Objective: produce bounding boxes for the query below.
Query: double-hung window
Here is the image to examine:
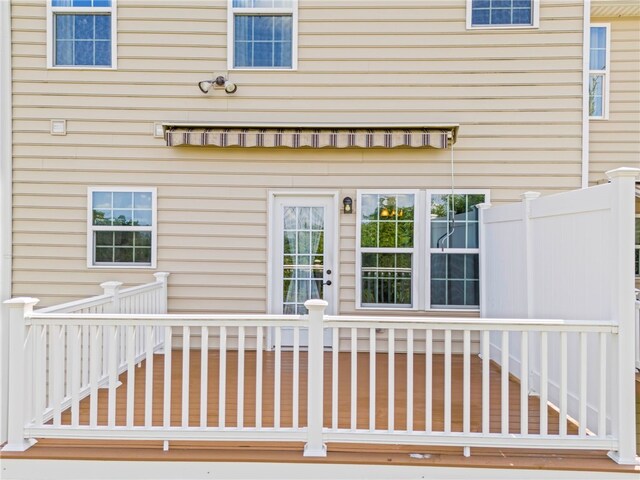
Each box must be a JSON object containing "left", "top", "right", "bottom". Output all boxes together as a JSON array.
[
  {"left": 467, "top": 0, "right": 538, "bottom": 29},
  {"left": 356, "top": 190, "right": 488, "bottom": 310},
  {"left": 589, "top": 25, "right": 610, "bottom": 119},
  {"left": 88, "top": 187, "right": 156, "bottom": 268},
  {"left": 49, "top": 0, "right": 116, "bottom": 68},
  {"left": 229, "top": 0, "right": 297, "bottom": 69}
]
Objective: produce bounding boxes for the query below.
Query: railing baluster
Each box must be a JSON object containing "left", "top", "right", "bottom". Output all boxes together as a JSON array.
[
  {"left": 82, "top": 325, "right": 89, "bottom": 388},
  {"left": 332, "top": 327, "right": 339, "bottom": 430},
  {"left": 200, "top": 326, "right": 209, "bottom": 428},
  {"left": 89, "top": 325, "right": 100, "bottom": 427},
  {"left": 292, "top": 326, "right": 299, "bottom": 430},
  {"left": 598, "top": 332, "right": 607, "bottom": 437},
  {"left": 145, "top": 325, "right": 155, "bottom": 427},
  {"left": 126, "top": 325, "right": 135, "bottom": 427},
  {"left": 219, "top": 326, "right": 227, "bottom": 428},
  {"left": 163, "top": 327, "right": 173, "bottom": 429},
  {"left": 388, "top": 328, "right": 395, "bottom": 432},
  {"left": 444, "top": 329, "right": 451, "bottom": 434},
  {"left": 425, "top": 329, "right": 433, "bottom": 434},
  {"left": 463, "top": 329, "right": 470, "bottom": 434},
  {"left": 350, "top": 327, "right": 357, "bottom": 430},
  {"left": 482, "top": 330, "right": 490, "bottom": 434},
  {"left": 559, "top": 331, "right": 567, "bottom": 436},
  {"left": 501, "top": 331, "right": 509, "bottom": 435},
  {"left": 256, "top": 326, "right": 263, "bottom": 429},
  {"left": 34, "top": 325, "right": 45, "bottom": 427},
  {"left": 406, "top": 328, "right": 414, "bottom": 433},
  {"left": 237, "top": 326, "right": 245, "bottom": 429},
  {"left": 540, "top": 331, "right": 548, "bottom": 436},
  {"left": 52, "top": 324, "right": 63, "bottom": 426},
  {"left": 520, "top": 331, "right": 529, "bottom": 435},
  {"left": 274, "top": 327, "right": 281, "bottom": 430},
  {"left": 369, "top": 327, "right": 376, "bottom": 431},
  {"left": 579, "top": 332, "right": 587, "bottom": 436},
  {"left": 182, "top": 326, "right": 190, "bottom": 427},
  {"left": 108, "top": 325, "right": 118, "bottom": 427},
  {"left": 69, "top": 325, "right": 81, "bottom": 427}
]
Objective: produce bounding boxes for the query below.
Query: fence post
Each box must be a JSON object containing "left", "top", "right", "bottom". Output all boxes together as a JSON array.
[
  {"left": 2, "top": 297, "right": 39, "bottom": 452},
  {"left": 153, "top": 272, "right": 170, "bottom": 313},
  {"left": 101, "top": 281, "right": 123, "bottom": 314},
  {"left": 606, "top": 167, "right": 640, "bottom": 464},
  {"left": 303, "top": 299, "right": 327, "bottom": 457}
]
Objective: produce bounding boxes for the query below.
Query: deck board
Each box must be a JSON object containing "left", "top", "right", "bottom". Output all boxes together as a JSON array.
[{"left": 2, "top": 351, "right": 639, "bottom": 474}]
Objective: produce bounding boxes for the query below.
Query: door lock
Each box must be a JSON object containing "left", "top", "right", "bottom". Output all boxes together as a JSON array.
[{"left": 323, "top": 280, "right": 332, "bottom": 286}]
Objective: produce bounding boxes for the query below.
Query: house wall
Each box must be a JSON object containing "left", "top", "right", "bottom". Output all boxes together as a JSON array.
[
  {"left": 588, "top": 15, "right": 640, "bottom": 185},
  {"left": 11, "top": 1, "right": 590, "bottom": 313}
]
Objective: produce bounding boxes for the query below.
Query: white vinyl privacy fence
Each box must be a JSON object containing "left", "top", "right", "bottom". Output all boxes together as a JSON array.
[{"left": 480, "top": 167, "right": 640, "bottom": 464}]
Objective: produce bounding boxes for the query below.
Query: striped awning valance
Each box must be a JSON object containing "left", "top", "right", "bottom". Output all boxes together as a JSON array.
[{"left": 164, "top": 127, "right": 454, "bottom": 149}]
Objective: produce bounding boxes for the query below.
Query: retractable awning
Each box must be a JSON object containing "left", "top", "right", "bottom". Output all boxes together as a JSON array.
[{"left": 163, "top": 123, "right": 458, "bottom": 149}]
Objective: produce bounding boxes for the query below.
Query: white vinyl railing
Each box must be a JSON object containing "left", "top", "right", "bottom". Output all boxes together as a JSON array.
[{"left": 3, "top": 299, "right": 626, "bottom": 459}]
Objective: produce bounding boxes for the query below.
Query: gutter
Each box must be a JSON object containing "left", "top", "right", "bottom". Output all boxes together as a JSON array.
[
  {"left": 0, "top": 0, "right": 12, "bottom": 444},
  {"left": 581, "top": 0, "right": 591, "bottom": 189}
]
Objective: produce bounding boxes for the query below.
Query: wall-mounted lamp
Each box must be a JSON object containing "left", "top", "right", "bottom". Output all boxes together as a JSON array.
[
  {"left": 198, "top": 75, "right": 238, "bottom": 94},
  {"left": 343, "top": 196, "right": 353, "bottom": 214}
]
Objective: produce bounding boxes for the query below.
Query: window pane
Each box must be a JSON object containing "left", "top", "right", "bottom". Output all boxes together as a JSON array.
[
  {"left": 55, "top": 15, "right": 74, "bottom": 39},
  {"left": 360, "top": 193, "right": 415, "bottom": 248},
  {"left": 113, "top": 209, "right": 133, "bottom": 225},
  {"left": 74, "top": 40, "right": 93, "bottom": 65},
  {"left": 95, "top": 15, "right": 111, "bottom": 40},
  {"left": 134, "top": 192, "right": 152, "bottom": 209},
  {"left": 133, "top": 209, "right": 152, "bottom": 226},
  {"left": 113, "top": 192, "right": 133, "bottom": 208},
  {"left": 254, "top": 16, "right": 274, "bottom": 41},
  {"left": 472, "top": 0, "right": 532, "bottom": 26},
  {"left": 55, "top": 40, "right": 74, "bottom": 65},
  {"left": 135, "top": 232, "right": 152, "bottom": 247},
  {"left": 589, "top": 74, "right": 604, "bottom": 117},
  {"left": 94, "top": 40, "right": 111, "bottom": 65},
  {"left": 234, "top": 14, "right": 292, "bottom": 68},
  {"left": 361, "top": 253, "right": 412, "bottom": 306},
  {"left": 74, "top": 15, "right": 94, "bottom": 40},
  {"left": 430, "top": 253, "right": 480, "bottom": 307},
  {"left": 430, "top": 194, "right": 484, "bottom": 248}
]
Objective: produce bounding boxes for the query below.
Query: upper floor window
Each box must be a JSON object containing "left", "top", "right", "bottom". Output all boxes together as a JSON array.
[
  {"left": 228, "top": 0, "right": 297, "bottom": 69},
  {"left": 589, "top": 25, "right": 610, "bottom": 119},
  {"left": 48, "top": 0, "right": 116, "bottom": 68},
  {"left": 88, "top": 187, "right": 157, "bottom": 268},
  {"left": 467, "top": 0, "right": 539, "bottom": 29}
]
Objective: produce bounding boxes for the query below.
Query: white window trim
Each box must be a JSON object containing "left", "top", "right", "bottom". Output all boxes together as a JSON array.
[
  {"left": 355, "top": 189, "right": 490, "bottom": 312},
  {"left": 635, "top": 213, "right": 640, "bottom": 277},
  {"left": 227, "top": 0, "right": 298, "bottom": 71},
  {"left": 589, "top": 23, "right": 611, "bottom": 120},
  {"left": 426, "top": 189, "right": 489, "bottom": 310},
  {"left": 87, "top": 186, "right": 157, "bottom": 269},
  {"left": 466, "top": 0, "right": 539, "bottom": 30},
  {"left": 355, "top": 189, "right": 421, "bottom": 311},
  {"left": 47, "top": 0, "right": 118, "bottom": 69}
]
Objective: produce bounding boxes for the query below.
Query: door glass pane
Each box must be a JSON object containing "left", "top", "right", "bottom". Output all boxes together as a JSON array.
[{"left": 283, "top": 206, "right": 324, "bottom": 314}]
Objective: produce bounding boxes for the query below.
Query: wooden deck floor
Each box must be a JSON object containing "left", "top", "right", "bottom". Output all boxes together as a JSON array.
[{"left": 2, "top": 351, "right": 639, "bottom": 474}]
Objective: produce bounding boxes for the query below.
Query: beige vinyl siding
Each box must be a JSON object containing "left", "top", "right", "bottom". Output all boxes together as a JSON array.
[
  {"left": 11, "top": 1, "right": 585, "bottom": 313},
  {"left": 589, "top": 16, "right": 640, "bottom": 184}
]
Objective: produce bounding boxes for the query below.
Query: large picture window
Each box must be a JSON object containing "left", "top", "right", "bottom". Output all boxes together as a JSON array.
[
  {"left": 589, "top": 25, "right": 610, "bottom": 119},
  {"left": 87, "top": 187, "right": 156, "bottom": 268},
  {"left": 228, "top": 0, "right": 297, "bottom": 69},
  {"left": 356, "top": 190, "right": 488, "bottom": 311},
  {"left": 49, "top": 0, "right": 116, "bottom": 68}
]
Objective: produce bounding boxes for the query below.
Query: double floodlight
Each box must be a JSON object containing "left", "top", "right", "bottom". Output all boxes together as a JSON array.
[{"left": 198, "top": 76, "right": 238, "bottom": 95}]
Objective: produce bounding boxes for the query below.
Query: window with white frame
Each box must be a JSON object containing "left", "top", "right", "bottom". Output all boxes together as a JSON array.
[
  {"left": 88, "top": 188, "right": 156, "bottom": 267},
  {"left": 467, "top": 0, "right": 538, "bottom": 28},
  {"left": 229, "top": 0, "right": 297, "bottom": 69},
  {"left": 429, "top": 193, "right": 486, "bottom": 308},
  {"left": 358, "top": 192, "right": 417, "bottom": 308},
  {"left": 589, "top": 25, "right": 610, "bottom": 119},
  {"left": 49, "top": 0, "right": 116, "bottom": 68},
  {"left": 356, "top": 190, "right": 488, "bottom": 310}
]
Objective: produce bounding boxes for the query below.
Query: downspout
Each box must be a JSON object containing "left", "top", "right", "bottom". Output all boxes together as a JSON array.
[
  {"left": 0, "top": 0, "right": 12, "bottom": 444},
  {"left": 581, "top": 0, "right": 591, "bottom": 189}
]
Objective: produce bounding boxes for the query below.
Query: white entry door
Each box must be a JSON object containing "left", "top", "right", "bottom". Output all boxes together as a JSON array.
[{"left": 271, "top": 195, "right": 336, "bottom": 347}]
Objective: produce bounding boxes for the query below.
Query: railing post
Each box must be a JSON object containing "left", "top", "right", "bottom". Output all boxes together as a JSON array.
[
  {"left": 606, "top": 167, "right": 640, "bottom": 465},
  {"left": 153, "top": 272, "right": 170, "bottom": 314},
  {"left": 101, "top": 281, "right": 123, "bottom": 314},
  {"left": 2, "top": 297, "right": 39, "bottom": 452},
  {"left": 304, "top": 299, "right": 327, "bottom": 457},
  {"left": 476, "top": 202, "right": 491, "bottom": 319}
]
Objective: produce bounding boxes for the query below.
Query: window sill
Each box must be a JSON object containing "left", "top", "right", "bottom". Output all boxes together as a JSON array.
[
  {"left": 87, "top": 264, "right": 157, "bottom": 270},
  {"left": 466, "top": 24, "right": 539, "bottom": 30}
]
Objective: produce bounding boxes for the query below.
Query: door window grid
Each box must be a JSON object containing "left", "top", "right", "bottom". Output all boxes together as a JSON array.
[{"left": 282, "top": 206, "right": 324, "bottom": 314}]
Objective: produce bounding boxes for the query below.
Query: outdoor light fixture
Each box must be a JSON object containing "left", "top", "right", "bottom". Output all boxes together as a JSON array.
[
  {"left": 343, "top": 196, "right": 353, "bottom": 214},
  {"left": 198, "top": 76, "right": 238, "bottom": 95}
]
